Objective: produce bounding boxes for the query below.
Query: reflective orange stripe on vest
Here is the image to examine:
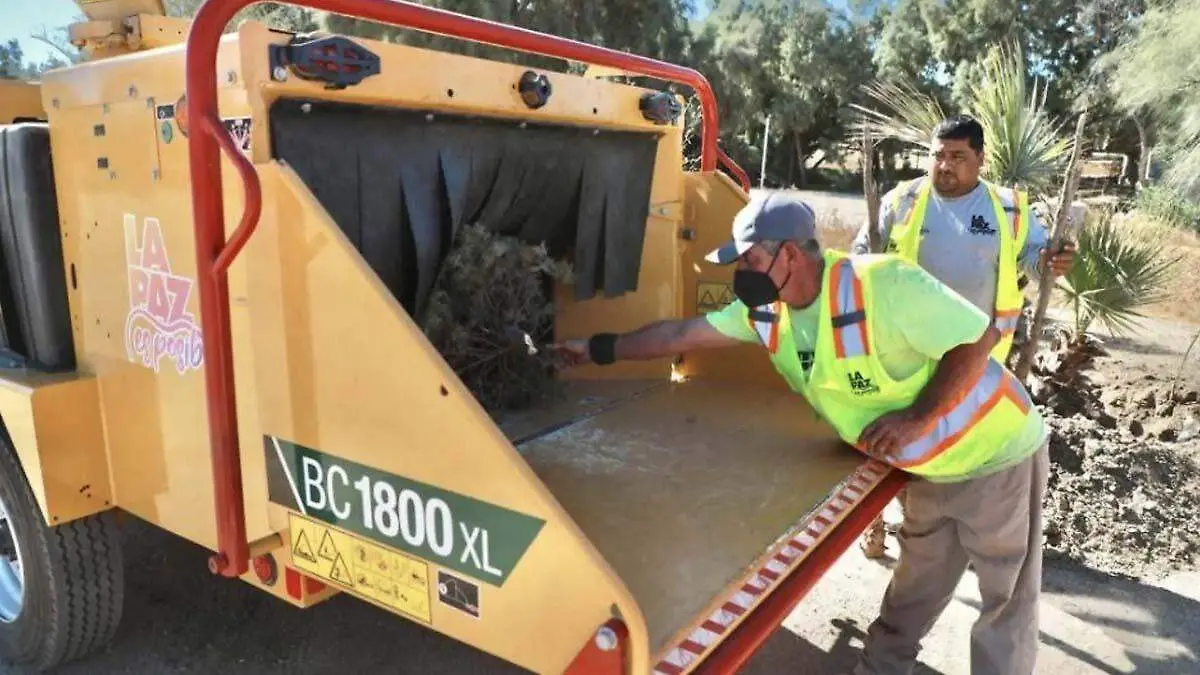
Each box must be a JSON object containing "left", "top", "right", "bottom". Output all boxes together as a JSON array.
[
  {"left": 748, "top": 303, "right": 781, "bottom": 354},
  {"left": 829, "top": 259, "right": 870, "bottom": 358},
  {"left": 867, "top": 359, "right": 1033, "bottom": 468},
  {"left": 827, "top": 258, "right": 1035, "bottom": 469},
  {"left": 994, "top": 309, "right": 1021, "bottom": 337}
]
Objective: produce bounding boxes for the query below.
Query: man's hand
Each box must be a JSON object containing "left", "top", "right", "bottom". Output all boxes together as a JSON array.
[
  {"left": 857, "top": 409, "right": 929, "bottom": 463},
  {"left": 549, "top": 339, "right": 591, "bottom": 367},
  {"left": 1040, "top": 240, "right": 1077, "bottom": 277}
]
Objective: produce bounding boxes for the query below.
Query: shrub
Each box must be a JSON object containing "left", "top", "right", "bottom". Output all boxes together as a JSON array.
[{"left": 1134, "top": 185, "right": 1200, "bottom": 233}]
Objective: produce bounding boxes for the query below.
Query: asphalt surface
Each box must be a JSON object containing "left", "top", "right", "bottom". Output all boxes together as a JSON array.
[{"left": 2, "top": 505, "right": 1196, "bottom": 674}]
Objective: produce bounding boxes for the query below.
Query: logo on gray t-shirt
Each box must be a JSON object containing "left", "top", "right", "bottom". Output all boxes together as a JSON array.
[{"left": 969, "top": 214, "right": 997, "bottom": 236}]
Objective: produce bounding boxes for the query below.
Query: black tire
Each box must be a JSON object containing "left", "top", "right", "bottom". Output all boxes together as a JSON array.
[{"left": 0, "top": 425, "right": 124, "bottom": 671}]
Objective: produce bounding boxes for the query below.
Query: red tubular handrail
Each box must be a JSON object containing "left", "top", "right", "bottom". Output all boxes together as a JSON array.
[
  {"left": 186, "top": 1, "right": 748, "bottom": 578},
  {"left": 204, "top": 113, "right": 263, "bottom": 277},
  {"left": 696, "top": 468, "right": 908, "bottom": 674},
  {"left": 718, "top": 148, "right": 751, "bottom": 192}
]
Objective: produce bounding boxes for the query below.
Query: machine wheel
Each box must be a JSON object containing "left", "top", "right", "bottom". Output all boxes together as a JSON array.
[{"left": 0, "top": 428, "right": 124, "bottom": 671}]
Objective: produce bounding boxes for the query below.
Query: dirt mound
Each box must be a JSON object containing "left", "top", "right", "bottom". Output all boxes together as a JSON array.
[{"left": 1035, "top": 358, "right": 1200, "bottom": 579}]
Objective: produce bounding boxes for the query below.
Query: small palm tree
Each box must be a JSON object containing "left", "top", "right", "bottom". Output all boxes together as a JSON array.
[
  {"left": 851, "top": 41, "right": 1071, "bottom": 197},
  {"left": 1058, "top": 212, "right": 1180, "bottom": 337},
  {"left": 1033, "top": 210, "right": 1180, "bottom": 380}
]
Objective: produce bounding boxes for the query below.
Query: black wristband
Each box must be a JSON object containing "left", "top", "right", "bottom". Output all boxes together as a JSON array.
[{"left": 588, "top": 333, "right": 619, "bottom": 366}]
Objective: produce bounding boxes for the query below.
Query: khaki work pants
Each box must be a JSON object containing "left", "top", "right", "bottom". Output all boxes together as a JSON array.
[{"left": 853, "top": 442, "right": 1050, "bottom": 675}]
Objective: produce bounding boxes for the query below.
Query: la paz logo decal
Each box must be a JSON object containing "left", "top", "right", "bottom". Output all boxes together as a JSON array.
[{"left": 123, "top": 214, "right": 204, "bottom": 374}]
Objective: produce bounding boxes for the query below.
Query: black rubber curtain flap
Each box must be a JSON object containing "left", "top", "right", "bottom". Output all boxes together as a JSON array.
[{"left": 270, "top": 98, "right": 659, "bottom": 320}]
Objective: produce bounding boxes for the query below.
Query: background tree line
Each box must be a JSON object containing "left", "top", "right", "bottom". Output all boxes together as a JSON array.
[{"left": 2, "top": 0, "right": 1197, "bottom": 203}]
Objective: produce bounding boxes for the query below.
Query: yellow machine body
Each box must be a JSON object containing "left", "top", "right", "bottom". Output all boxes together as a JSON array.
[
  {"left": 0, "top": 13, "right": 884, "bottom": 674},
  {"left": 0, "top": 80, "right": 45, "bottom": 123}
]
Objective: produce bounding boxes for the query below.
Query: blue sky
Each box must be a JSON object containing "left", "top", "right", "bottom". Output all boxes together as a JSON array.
[{"left": 1, "top": 0, "right": 85, "bottom": 64}]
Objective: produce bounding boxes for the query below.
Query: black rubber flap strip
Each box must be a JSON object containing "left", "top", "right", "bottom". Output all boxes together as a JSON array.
[{"left": 269, "top": 98, "right": 659, "bottom": 319}]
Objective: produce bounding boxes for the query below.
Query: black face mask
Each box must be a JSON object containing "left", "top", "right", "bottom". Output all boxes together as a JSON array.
[{"left": 733, "top": 248, "right": 791, "bottom": 307}]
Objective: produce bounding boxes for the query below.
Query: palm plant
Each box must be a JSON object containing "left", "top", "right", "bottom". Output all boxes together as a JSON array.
[
  {"left": 1058, "top": 212, "right": 1180, "bottom": 340},
  {"left": 1046, "top": 211, "right": 1181, "bottom": 378},
  {"left": 850, "top": 41, "right": 1071, "bottom": 197},
  {"left": 967, "top": 43, "right": 1073, "bottom": 196}
]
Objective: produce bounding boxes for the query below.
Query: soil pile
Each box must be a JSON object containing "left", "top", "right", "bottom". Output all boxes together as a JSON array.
[{"left": 1034, "top": 345, "right": 1200, "bottom": 579}]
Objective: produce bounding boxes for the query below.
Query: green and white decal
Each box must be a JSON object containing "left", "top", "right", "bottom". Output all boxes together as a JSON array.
[{"left": 265, "top": 435, "right": 544, "bottom": 586}]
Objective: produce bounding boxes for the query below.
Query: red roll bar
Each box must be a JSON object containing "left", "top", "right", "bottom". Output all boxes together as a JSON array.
[
  {"left": 718, "top": 148, "right": 752, "bottom": 192},
  {"left": 186, "top": 0, "right": 748, "bottom": 578}
]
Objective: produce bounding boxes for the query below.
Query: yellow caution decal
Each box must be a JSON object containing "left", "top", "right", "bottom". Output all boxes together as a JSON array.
[
  {"left": 288, "top": 513, "right": 432, "bottom": 623},
  {"left": 697, "top": 281, "right": 735, "bottom": 313}
]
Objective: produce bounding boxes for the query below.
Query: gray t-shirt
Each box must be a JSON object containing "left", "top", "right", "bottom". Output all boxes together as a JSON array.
[{"left": 851, "top": 179, "right": 1048, "bottom": 314}]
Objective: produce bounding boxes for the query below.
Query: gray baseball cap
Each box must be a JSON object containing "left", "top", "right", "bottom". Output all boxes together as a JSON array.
[{"left": 705, "top": 192, "right": 818, "bottom": 265}]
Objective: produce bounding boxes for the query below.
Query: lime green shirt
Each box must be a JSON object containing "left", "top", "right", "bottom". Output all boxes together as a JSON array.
[{"left": 706, "top": 258, "right": 1046, "bottom": 481}]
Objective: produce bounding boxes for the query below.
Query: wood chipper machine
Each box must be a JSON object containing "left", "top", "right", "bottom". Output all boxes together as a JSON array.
[{"left": 0, "top": 0, "right": 905, "bottom": 672}]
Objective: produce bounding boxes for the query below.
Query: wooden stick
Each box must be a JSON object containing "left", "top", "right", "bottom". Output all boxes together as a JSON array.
[
  {"left": 1014, "top": 109, "right": 1089, "bottom": 382},
  {"left": 1168, "top": 327, "right": 1200, "bottom": 404},
  {"left": 859, "top": 124, "right": 890, "bottom": 561},
  {"left": 863, "top": 126, "right": 882, "bottom": 253}
]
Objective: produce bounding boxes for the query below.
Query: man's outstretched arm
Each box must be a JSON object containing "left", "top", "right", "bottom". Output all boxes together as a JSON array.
[{"left": 553, "top": 316, "right": 743, "bottom": 366}]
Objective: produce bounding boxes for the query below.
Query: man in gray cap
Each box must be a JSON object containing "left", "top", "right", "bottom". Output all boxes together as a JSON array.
[{"left": 554, "top": 191, "right": 1049, "bottom": 675}]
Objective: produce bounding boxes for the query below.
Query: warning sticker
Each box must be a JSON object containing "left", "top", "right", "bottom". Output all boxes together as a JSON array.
[
  {"left": 697, "top": 281, "right": 735, "bottom": 313},
  {"left": 288, "top": 513, "right": 432, "bottom": 623},
  {"left": 437, "top": 570, "right": 481, "bottom": 619},
  {"left": 222, "top": 117, "right": 252, "bottom": 156},
  {"left": 292, "top": 530, "right": 317, "bottom": 564}
]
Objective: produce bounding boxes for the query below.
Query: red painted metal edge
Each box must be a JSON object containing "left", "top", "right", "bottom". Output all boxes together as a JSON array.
[
  {"left": 717, "top": 148, "right": 751, "bottom": 192},
  {"left": 563, "top": 619, "right": 629, "bottom": 675},
  {"left": 694, "top": 469, "right": 908, "bottom": 674},
  {"left": 186, "top": 0, "right": 747, "bottom": 578},
  {"left": 196, "top": 111, "right": 260, "bottom": 578},
  {"left": 204, "top": 114, "right": 263, "bottom": 277}
]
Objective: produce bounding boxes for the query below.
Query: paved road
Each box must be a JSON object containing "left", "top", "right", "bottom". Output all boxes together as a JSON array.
[
  {"left": 742, "top": 500, "right": 1200, "bottom": 674},
  {"left": 3, "top": 506, "right": 1196, "bottom": 675}
]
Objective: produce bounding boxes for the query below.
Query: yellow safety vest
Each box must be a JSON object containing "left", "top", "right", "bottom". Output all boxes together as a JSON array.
[
  {"left": 743, "top": 250, "right": 1036, "bottom": 479},
  {"left": 884, "top": 178, "right": 1029, "bottom": 363}
]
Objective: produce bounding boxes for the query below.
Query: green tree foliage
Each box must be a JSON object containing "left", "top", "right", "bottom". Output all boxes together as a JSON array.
[
  {"left": 966, "top": 43, "right": 1071, "bottom": 194},
  {"left": 0, "top": 38, "right": 71, "bottom": 80},
  {"left": 0, "top": 39, "right": 32, "bottom": 80},
  {"left": 702, "top": 0, "right": 875, "bottom": 186},
  {"left": 1106, "top": 0, "right": 1200, "bottom": 198},
  {"left": 20, "top": 0, "right": 1150, "bottom": 189},
  {"left": 874, "top": 0, "right": 1146, "bottom": 161},
  {"left": 321, "top": 0, "right": 696, "bottom": 71}
]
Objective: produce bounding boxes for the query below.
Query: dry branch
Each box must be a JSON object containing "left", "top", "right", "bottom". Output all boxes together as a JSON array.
[
  {"left": 1014, "top": 109, "right": 1089, "bottom": 382},
  {"left": 421, "top": 224, "right": 573, "bottom": 416}
]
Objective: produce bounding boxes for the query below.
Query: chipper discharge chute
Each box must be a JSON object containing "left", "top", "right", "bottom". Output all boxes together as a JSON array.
[{"left": 0, "top": 0, "right": 904, "bottom": 672}]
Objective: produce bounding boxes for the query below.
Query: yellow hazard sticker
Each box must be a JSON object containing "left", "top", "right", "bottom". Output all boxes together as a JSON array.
[
  {"left": 697, "top": 281, "right": 735, "bottom": 313},
  {"left": 288, "top": 513, "right": 432, "bottom": 623}
]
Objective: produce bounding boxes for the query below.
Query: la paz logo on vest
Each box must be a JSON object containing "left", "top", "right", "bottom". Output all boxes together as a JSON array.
[{"left": 848, "top": 371, "right": 880, "bottom": 395}]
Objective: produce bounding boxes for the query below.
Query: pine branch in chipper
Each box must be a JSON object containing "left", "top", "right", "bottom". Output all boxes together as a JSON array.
[{"left": 421, "top": 224, "right": 574, "bottom": 416}]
